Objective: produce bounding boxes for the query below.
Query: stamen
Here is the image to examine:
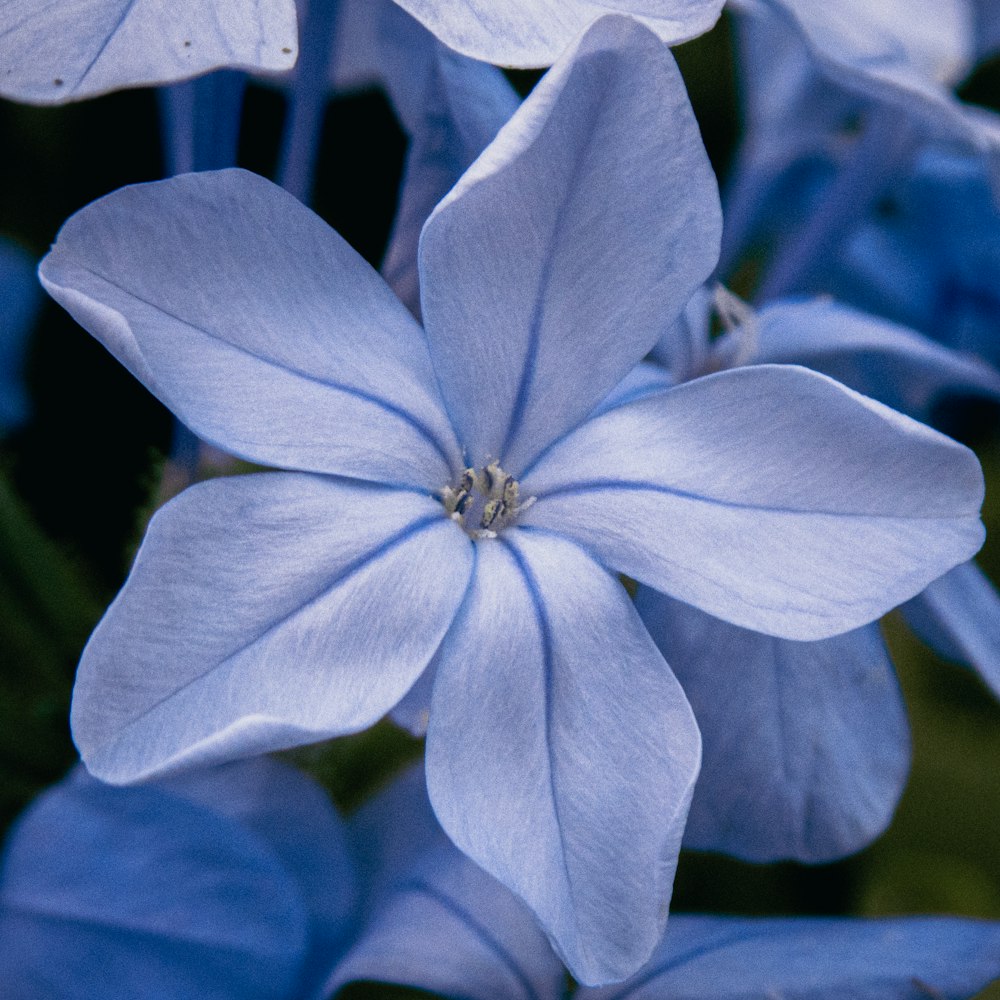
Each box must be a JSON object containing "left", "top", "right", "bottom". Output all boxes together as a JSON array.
[{"left": 439, "top": 460, "right": 536, "bottom": 538}]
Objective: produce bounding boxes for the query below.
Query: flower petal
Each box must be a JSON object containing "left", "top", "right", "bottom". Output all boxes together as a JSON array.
[
  {"left": 390, "top": 0, "right": 724, "bottom": 68},
  {"left": 72, "top": 472, "right": 473, "bottom": 783},
  {"left": 900, "top": 561, "right": 1000, "bottom": 700},
  {"left": 577, "top": 914, "right": 1000, "bottom": 1000},
  {"left": 753, "top": 298, "right": 1000, "bottom": 421},
  {"left": 426, "top": 530, "right": 700, "bottom": 985},
  {"left": 636, "top": 588, "right": 909, "bottom": 862},
  {"left": 40, "top": 169, "right": 461, "bottom": 489},
  {"left": 327, "top": 763, "right": 566, "bottom": 1000},
  {"left": 0, "top": 0, "right": 297, "bottom": 104},
  {"left": 0, "top": 762, "right": 312, "bottom": 999},
  {"left": 419, "top": 15, "right": 720, "bottom": 474},
  {"left": 523, "top": 364, "right": 985, "bottom": 639}
]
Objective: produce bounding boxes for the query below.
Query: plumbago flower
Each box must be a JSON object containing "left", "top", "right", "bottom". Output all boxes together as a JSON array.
[
  {"left": 0, "top": 1, "right": 298, "bottom": 104},
  {"left": 639, "top": 290, "right": 1000, "bottom": 863},
  {"left": 0, "top": 757, "right": 357, "bottom": 1000},
  {"left": 40, "top": 16, "right": 985, "bottom": 984}
]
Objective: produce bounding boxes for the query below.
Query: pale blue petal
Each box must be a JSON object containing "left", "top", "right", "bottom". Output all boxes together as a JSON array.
[
  {"left": 578, "top": 914, "right": 1000, "bottom": 1000},
  {"left": 419, "top": 15, "right": 721, "bottom": 474},
  {"left": 426, "top": 531, "right": 700, "bottom": 986},
  {"left": 0, "top": 239, "right": 40, "bottom": 432},
  {"left": 901, "top": 561, "right": 1000, "bottom": 700},
  {"left": 0, "top": 763, "right": 311, "bottom": 1000},
  {"left": 753, "top": 298, "right": 1000, "bottom": 421},
  {"left": 589, "top": 363, "right": 677, "bottom": 420},
  {"left": 328, "top": 764, "right": 566, "bottom": 1000},
  {"left": 0, "top": 0, "right": 297, "bottom": 104},
  {"left": 389, "top": 0, "right": 724, "bottom": 68},
  {"left": 72, "top": 472, "right": 473, "bottom": 783},
  {"left": 636, "top": 588, "right": 909, "bottom": 862},
  {"left": 40, "top": 169, "right": 461, "bottom": 489},
  {"left": 523, "top": 365, "right": 985, "bottom": 640}
]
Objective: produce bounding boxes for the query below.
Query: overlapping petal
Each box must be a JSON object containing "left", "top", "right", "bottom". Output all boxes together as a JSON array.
[
  {"left": 577, "top": 915, "right": 1000, "bottom": 1000},
  {"left": 39, "top": 169, "right": 461, "bottom": 489},
  {"left": 0, "top": 758, "right": 351, "bottom": 1000},
  {"left": 329, "top": 764, "right": 566, "bottom": 1000},
  {"left": 72, "top": 472, "right": 473, "bottom": 783},
  {"left": 752, "top": 299, "right": 1000, "bottom": 421},
  {"left": 522, "top": 364, "right": 985, "bottom": 639},
  {"left": 389, "top": 0, "right": 724, "bottom": 68},
  {"left": 425, "top": 530, "right": 700, "bottom": 985},
  {"left": 901, "top": 561, "right": 1000, "bottom": 699},
  {"left": 636, "top": 588, "right": 909, "bottom": 862},
  {"left": 0, "top": 0, "right": 297, "bottom": 104},
  {"left": 419, "top": 15, "right": 720, "bottom": 474}
]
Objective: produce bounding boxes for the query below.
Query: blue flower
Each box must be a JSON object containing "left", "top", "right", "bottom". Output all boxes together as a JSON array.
[
  {"left": 641, "top": 291, "right": 999, "bottom": 863},
  {"left": 0, "top": 239, "right": 41, "bottom": 435},
  {"left": 40, "top": 17, "right": 985, "bottom": 984},
  {"left": 0, "top": 757, "right": 357, "bottom": 1000},
  {"left": 0, "top": 0, "right": 298, "bottom": 104}
]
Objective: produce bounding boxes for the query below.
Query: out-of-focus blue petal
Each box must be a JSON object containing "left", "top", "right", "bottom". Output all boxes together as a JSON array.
[
  {"left": 522, "top": 365, "right": 985, "bottom": 640},
  {"left": 0, "top": 239, "right": 40, "bottom": 433},
  {"left": 577, "top": 914, "right": 1000, "bottom": 1000},
  {"left": 39, "top": 169, "right": 462, "bottom": 489},
  {"left": 425, "top": 531, "right": 700, "bottom": 985},
  {"left": 0, "top": 757, "right": 356, "bottom": 1000},
  {"left": 636, "top": 588, "right": 909, "bottom": 862},
  {"left": 327, "top": 764, "right": 566, "bottom": 1000},
  {"left": 388, "top": 0, "right": 724, "bottom": 68},
  {"left": 901, "top": 561, "right": 1000, "bottom": 700},
  {"left": 752, "top": 298, "right": 1000, "bottom": 421},
  {"left": 419, "top": 15, "right": 720, "bottom": 475},
  {"left": 0, "top": 0, "right": 297, "bottom": 104},
  {"left": 72, "top": 472, "right": 473, "bottom": 784}
]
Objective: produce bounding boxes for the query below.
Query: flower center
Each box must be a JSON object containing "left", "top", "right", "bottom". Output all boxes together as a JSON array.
[{"left": 439, "top": 460, "right": 536, "bottom": 539}]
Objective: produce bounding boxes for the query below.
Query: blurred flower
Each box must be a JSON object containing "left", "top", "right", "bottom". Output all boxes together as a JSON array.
[
  {"left": 0, "top": 757, "right": 357, "bottom": 1000},
  {"left": 40, "top": 15, "right": 985, "bottom": 984},
  {"left": 0, "top": 240, "right": 40, "bottom": 435}
]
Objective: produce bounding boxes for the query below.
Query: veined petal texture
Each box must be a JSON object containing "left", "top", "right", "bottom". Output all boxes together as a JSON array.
[
  {"left": 72, "top": 472, "right": 473, "bottom": 783},
  {"left": 636, "top": 588, "right": 909, "bottom": 862},
  {"left": 0, "top": 0, "right": 297, "bottom": 104},
  {"left": 0, "top": 758, "right": 355, "bottom": 1000},
  {"left": 39, "top": 169, "right": 462, "bottom": 489},
  {"left": 577, "top": 915, "right": 1000, "bottom": 1000},
  {"left": 328, "top": 764, "right": 566, "bottom": 1000},
  {"left": 523, "top": 364, "right": 985, "bottom": 640},
  {"left": 419, "top": 15, "right": 721, "bottom": 473},
  {"left": 426, "top": 531, "right": 700, "bottom": 985},
  {"left": 390, "top": 0, "right": 724, "bottom": 68}
]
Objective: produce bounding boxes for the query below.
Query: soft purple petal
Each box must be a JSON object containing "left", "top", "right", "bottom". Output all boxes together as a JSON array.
[
  {"left": 40, "top": 169, "right": 461, "bottom": 489},
  {"left": 426, "top": 530, "right": 700, "bottom": 985},
  {"left": 389, "top": 0, "right": 724, "bottom": 68},
  {"left": 753, "top": 298, "right": 1000, "bottom": 421},
  {"left": 327, "top": 764, "right": 566, "bottom": 1000},
  {"left": 578, "top": 914, "right": 1000, "bottom": 1000},
  {"left": 0, "top": 763, "right": 312, "bottom": 1000},
  {"left": 636, "top": 587, "right": 909, "bottom": 862},
  {"left": 0, "top": 0, "right": 297, "bottom": 104},
  {"left": 901, "top": 561, "right": 1000, "bottom": 700},
  {"left": 419, "top": 15, "right": 721, "bottom": 475},
  {"left": 72, "top": 472, "right": 473, "bottom": 783},
  {"left": 522, "top": 365, "right": 985, "bottom": 640}
]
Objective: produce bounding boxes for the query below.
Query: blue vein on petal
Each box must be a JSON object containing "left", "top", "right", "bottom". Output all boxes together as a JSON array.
[
  {"left": 106, "top": 514, "right": 448, "bottom": 739},
  {"left": 73, "top": 0, "right": 141, "bottom": 95},
  {"left": 497, "top": 77, "right": 599, "bottom": 464},
  {"left": 73, "top": 262, "right": 457, "bottom": 469},
  {"left": 499, "top": 537, "right": 579, "bottom": 931},
  {"left": 533, "top": 478, "right": 971, "bottom": 520},
  {"left": 392, "top": 878, "right": 542, "bottom": 1000}
]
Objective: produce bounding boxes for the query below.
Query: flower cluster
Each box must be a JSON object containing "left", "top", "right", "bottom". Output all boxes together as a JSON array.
[{"left": 1, "top": 0, "right": 999, "bottom": 995}]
